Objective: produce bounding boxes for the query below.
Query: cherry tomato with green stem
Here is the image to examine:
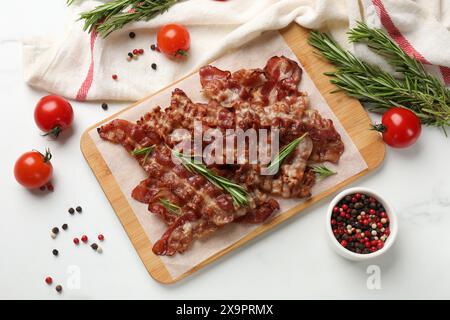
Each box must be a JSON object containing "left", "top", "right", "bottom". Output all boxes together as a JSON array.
[
  {"left": 373, "top": 107, "right": 422, "bottom": 148},
  {"left": 14, "top": 149, "right": 54, "bottom": 189},
  {"left": 157, "top": 24, "right": 190, "bottom": 58},
  {"left": 34, "top": 95, "right": 74, "bottom": 137}
]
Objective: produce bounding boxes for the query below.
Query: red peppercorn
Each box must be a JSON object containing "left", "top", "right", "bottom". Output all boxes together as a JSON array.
[
  {"left": 73, "top": 237, "right": 80, "bottom": 245},
  {"left": 377, "top": 222, "right": 383, "bottom": 229},
  {"left": 340, "top": 212, "right": 346, "bottom": 218},
  {"left": 345, "top": 213, "right": 350, "bottom": 219},
  {"left": 370, "top": 247, "right": 377, "bottom": 253},
  {"left": 133, "top": 49, "right": 139, "bottom": 55},
  {"left": 365, "top": 242, "right": 371, "bottom": 248},
  {"left": 81, "top": 235, "right": 88, "bottom": 243},
  {"left": 46, "top": 183, "right": 54, "bottom": 192},
  {"left": 342, "top": 204, "right": 348, "bottom": 211},
  {"left": 331, "top": 219, "right": 336, "bottom": 226},
  {"left": 369, "top": 209, "right": 376, "bottom": 215},
  {"left": 45, "top": 277, "right": 53, "bottom": 285},
  {"left": 380, "top": 211, "right": 387, "bottom": 217},
  {"left": 98, "top": 234, "right": 104, "bottom": 241},
  {"left": 351, "top": 197, "right": 357, "bottom": 203},
  {"left": 138, "top": 49, "right": 144, "bottom": 54},
  {"left": 333, "top": 206, "right": 339, "bottom": 213},
  {"left": 340, "top": 240, "right": 348, "bottom": 247},
  {"left": 355, "top": 193, "right": 361, "bottom": 199},
  {"left": 112, "top": 74, "right": 118, "bottom": 80}
]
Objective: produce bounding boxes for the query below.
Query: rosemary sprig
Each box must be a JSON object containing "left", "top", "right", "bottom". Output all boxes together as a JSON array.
[
  {"left": 173, "top": 150, "right": 249, "bottom": 207},
  {"left": 159, "top": 198, "right": 181, "bottom": 215},
  {"left": 266, "top": 133, "right": 308, "bottom": 175},
  {"left": 73, "top": 0, "right": 180, "bottom": 38},
  {"left": 131, "top": 145, "right": 155, "bottom": 163},
  {"left": 311, "top": 165, "right": 337, "bottom": 180},
  {"left": 308, "top": 23, "right": 450, "bottom": 132}
]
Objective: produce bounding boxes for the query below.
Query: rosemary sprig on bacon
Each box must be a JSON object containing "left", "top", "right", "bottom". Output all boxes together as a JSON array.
[
  {"left": 131, "top": 145, "right": 155, "bottom": 163},
  {"left": 159, "top": 199, "right": 181, "bottom": 215},
  {"left": 173, "top": 150, "right": 249, "bottom": 207},
  {"left": 311, "top": 165, "right": 337, "bottom": 180},
  {"left": 308, "top": 22, "right": 450, "bottom": 133},
  {"left": 266, "top": 133, "right": 308, "bottom": 175}
]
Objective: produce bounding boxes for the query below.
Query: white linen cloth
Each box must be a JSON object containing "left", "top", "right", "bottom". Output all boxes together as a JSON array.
[{"left": 23, "top": 0, "right": 450, "bottom": 102}]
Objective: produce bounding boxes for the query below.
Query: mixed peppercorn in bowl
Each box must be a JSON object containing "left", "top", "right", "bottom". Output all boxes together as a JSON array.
[{"left": 326, "top": 187, "right": 398, "bottom": 261}]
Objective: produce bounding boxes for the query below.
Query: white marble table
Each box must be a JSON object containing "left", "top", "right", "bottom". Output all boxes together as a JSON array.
[{"left": 1, "top": 1, "right": 450, "bottom": 300}]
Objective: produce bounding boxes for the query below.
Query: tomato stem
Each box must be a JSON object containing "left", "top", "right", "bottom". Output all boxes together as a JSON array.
[
  {"left": 43, "top": 126, "right": 62, "bottom": 138},
  {"left": 176, "top": 49, "right": 188, "bottom": 57},
  {"left": 44, "top": 148, "right": 52, "bottom": 163},
  {"left": 371, "top": 124, "right": 386, "bottom": 133}
]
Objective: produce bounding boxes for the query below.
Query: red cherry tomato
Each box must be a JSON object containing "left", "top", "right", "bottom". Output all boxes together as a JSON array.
[
  {"left": 34, "top": 95, "right": 74, "bottom": 137},
  {"left": 14, "top": 149, "right": 54, "bottom": 189},
  {"left": 157, "top": 24, "right": 190, "bottom": 58},
  {"left": 374, "top": 107, "right": 422, "bottom": 148}
]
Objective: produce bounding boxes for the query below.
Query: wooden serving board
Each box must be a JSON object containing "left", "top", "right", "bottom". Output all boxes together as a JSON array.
[{"left": 81, "top": 24, "right": 385, "bottom": 284}]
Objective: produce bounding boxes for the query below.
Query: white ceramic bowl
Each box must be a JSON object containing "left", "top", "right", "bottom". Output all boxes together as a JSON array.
[{"left": 326, "top": 187, "right": 398, "bottom": 261}]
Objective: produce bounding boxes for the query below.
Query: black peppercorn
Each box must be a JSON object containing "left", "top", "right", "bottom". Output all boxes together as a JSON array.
[
  {"left": 128, "top": 52, "right": 133, "bottom": 58},
  {"left": 150, "top": 44, "right": 156, "bottom": 51},
  {"left": 62, "top": 224, "right": 68, "bottom": 231},
  {"left": 91, "top": 243, "right": 99, "bottom": 251},
  {"left": 68, "top": 208, "right": 75, "bottom": 215},
  {"left": 129, "top": 32, "right": 136, "bottom": 39},
  {"left": 76, "top": 206, "right": 82, "bottom": 213},
  {"left": 101, "top": 103, "right": 108, "bottom": 110},
  {"left": 151, "top": 63, "right": 157, "bottom": 70},
  {"left": 52, "top": 249, "right": 59, "bottom": 256},
  {"left": 52, "top": 227, "right": 59, "bottom": 235},
  {"left": 55, "top": 285, "right": 62, "bottom": 293}
]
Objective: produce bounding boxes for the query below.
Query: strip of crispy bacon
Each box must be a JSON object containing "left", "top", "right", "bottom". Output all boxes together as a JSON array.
[{"left": 98, "top": 56, "right": 345, "bottom": 256}]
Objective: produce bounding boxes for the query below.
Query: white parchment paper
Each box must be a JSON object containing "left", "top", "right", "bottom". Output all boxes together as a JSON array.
[{"left": 88, "top": 32, "right": 368, "bottom": 279}]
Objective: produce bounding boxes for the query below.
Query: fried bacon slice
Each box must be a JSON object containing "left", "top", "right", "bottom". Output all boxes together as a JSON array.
[{"left": 98, "top": 56, "right": 345, "bottom": 256}]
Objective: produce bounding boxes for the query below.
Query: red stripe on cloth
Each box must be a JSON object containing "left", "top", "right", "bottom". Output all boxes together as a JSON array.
[
  {"left": 372, "top": 0, "right": 450, "bottom": 85},
  {"left": 372, "top": 0, "right": 429, "bottom": 63},
  {"left": 439, "top": 66, "right": 450, "bottom": 84},
  {"left": 76, "top": 30, "right": 99, "bottom": 101}
]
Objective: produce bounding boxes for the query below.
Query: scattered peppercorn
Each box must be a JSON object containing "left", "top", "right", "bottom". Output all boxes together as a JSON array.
[
  {"left": 40, "top": 186, "right": 46, "bottom": 191},
  {"left": 55, "top": 285, "right": 62, "bottom": 293},
  {"left": 138, "top": 49, "right": 144, "bottom": 55},
  {"left": 112, "top": 74, "right": 118, "bottom": 80},
  {"left": 52, "top": 227, "right": 59, "bottom": 235},
  {"left": 76, "top": 206, "right": 82, "bottom": 213},
  {"left": 133, "top": 49, "right": 139, "bottom": 55},
  {"left": 129, "top": 32, "right": 136, "bottom": 39},
  {"left": 151, "top": 63, "right": 157, "bottom": 70},
  {"left": 81, "top": 235, "right": 88, "bottom": 243},
  {"left": 73, "top": 237, "right": 80, "bottom": 245},
  {"left": 68, "top": 207, "right": 75, "bottom": 215},
  {"left": 45, "top": 277, "right": 53, "bottom": 285},
  {"left": 91, "top": 243, "right": 99, "bottom": 251},
  {"left": 331, "top": 192, "right": 390, "bottom": 254},
  {"left": 50, "top": 232, "right": 57, "bottom": 239},
  {"left": 47, "top": 183, "right": 54, "bottom": 192},
  {"left": 62, "top": 224, "right": 68, "bottom": 231},
  {"left": 97, "top": 246, "right": 103, "bottom": 254},
  {"left": 98, "top": 234, "right": 104, "bottom": 241},
  {"left": 101, "top": 103, "right": 108, "bottom": 111},
  {"left": 150, "top": 44, "right": 156, "bottom": 51},
  {"left": 52, "top": 249, "right": 59, "bottom": 256}
]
